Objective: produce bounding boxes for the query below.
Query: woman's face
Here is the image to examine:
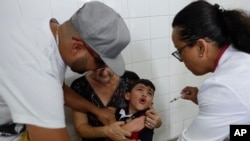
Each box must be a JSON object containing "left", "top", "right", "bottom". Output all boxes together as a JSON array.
[
  {"left": 172, "top": 27, "right": 207, "bottom": 75},
  {"left": 93, "top": 67, "right": 115, "bottom": 83}
]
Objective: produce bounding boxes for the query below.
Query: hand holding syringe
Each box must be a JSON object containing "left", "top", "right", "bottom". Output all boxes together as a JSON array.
[
  {"left": 170, "top": 87, "right": 199, "bottom": 104},
  {"left": 170, "top": 91, "right": 190, "bottom": 103}
]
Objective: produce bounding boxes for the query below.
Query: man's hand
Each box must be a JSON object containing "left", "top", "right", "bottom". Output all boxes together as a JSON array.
[
  {"left": 96, "top": 108, "right": 116, "bottom": 125},
  {"left": 104, "top": 121, "right": 131, "bottom": 141},
  {"left": 122, "top": 116, "right": 145, "bottom": 133}
]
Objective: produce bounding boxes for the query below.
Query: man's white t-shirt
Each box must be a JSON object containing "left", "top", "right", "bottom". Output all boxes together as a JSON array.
[{"left": 0, "top": 17, "right": 67, "bottom": 140}]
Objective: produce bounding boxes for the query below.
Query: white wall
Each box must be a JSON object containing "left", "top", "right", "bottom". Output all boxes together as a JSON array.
[
  {"left": 242, "top": 0, "right": 250, "bottom": 11},
  {"left": 0, "top": 0, "right": 245, "bottom": 141}
]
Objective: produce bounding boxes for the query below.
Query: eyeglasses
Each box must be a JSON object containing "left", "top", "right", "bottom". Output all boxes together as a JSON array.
[
  {"left": 72, "top": 37, "right": 106, "bottom": 68},
  {"left": 171, "top": 44, "right": 189, "bottom": 61}
]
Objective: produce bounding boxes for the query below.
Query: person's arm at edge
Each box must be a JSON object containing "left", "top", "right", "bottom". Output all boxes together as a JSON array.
[
  {"left": 63, "top": 83, "right": 116, "bottom": 125},
  {"left": 27, "top": 124, "right": 71, "bottom": 141},
  {"left": 73, "top": 110, "right": 108, "bottom": 138}
]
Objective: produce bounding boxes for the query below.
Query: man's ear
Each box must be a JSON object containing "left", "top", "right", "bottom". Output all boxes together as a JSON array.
[
  {"left": 124, "top": 92, "right": 130, "bottom": 100},
  {"left": 71, "top": 40, "right": 84, "bottom": 54}
]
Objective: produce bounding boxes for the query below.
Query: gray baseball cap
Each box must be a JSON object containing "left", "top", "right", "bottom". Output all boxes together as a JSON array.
[{"left": 71, "top": 1, "right": 130, "bottom": 76}]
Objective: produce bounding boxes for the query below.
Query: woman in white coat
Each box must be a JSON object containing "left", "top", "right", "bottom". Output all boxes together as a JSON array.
[{"left": 171, "top": 0, "right": 250, "bottom": 141}]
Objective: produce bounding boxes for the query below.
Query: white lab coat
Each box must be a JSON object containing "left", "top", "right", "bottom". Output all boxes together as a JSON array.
[{"left": 178, "top": 45, "right": 250, "bottom": 141}]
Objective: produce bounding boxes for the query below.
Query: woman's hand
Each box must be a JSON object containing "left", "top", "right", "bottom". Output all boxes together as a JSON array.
[
  {"left": 181, "top": 86, "right": 199, "bottom": 104},
  {"left": 145, "top": 106, "right": 162, "bottom": 129}
]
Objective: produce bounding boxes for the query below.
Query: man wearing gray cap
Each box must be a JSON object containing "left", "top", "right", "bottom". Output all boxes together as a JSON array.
[{"left": 0, "top": 1, "right": 130, "bottom": 141}]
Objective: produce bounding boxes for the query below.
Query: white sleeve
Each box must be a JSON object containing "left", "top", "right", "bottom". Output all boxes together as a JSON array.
[
  {"left": 178, "top": 79, "right": 250, "bottom": 141},
  {"left": 1, "top": 63, "right": 65, "bottom": 128}
]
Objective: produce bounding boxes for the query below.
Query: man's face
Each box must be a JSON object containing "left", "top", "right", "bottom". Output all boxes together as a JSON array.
[{"left": 69, "top": 37, "right": 106, "bottom": 74}]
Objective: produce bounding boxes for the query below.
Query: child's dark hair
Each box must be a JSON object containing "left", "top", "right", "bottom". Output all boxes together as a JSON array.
[{"left": 127, "top": 79, "right": 155, "bottom": 92}]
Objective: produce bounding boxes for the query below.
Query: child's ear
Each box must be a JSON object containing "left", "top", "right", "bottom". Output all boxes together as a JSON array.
[{"left": 124, "top": 92, "right": 130, "bottom": 100}]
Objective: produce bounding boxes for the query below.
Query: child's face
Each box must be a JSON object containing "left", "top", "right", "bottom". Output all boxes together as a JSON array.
[{"left": 125, "top": 83, "right": 154, "bottom": 114}]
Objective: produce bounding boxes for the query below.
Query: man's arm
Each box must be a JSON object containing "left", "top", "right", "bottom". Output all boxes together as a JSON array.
[
  {"left": 27, "top": 125, "right": 71, "bottom": 141},
  {"left": 63, "top": 83, "right": 98, "bottom": 113},
  {"left": 73, "top": 110, "right": 131, "bottom": 140},
  {"left": 63, "top": 83, "right": 115, "bottom": 125}
]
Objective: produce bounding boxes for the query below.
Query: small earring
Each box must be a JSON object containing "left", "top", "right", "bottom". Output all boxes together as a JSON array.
[{"left": 200, "top": 54, "right": 203, "bottom": 57}]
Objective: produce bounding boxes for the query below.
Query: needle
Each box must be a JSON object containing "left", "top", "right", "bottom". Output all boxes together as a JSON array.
[
  {"left": 170, "top": 91, "right": 190, "bottom": 103},
  {"left": 170, "top": 95, "right": 181, "bottom": 103}
]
